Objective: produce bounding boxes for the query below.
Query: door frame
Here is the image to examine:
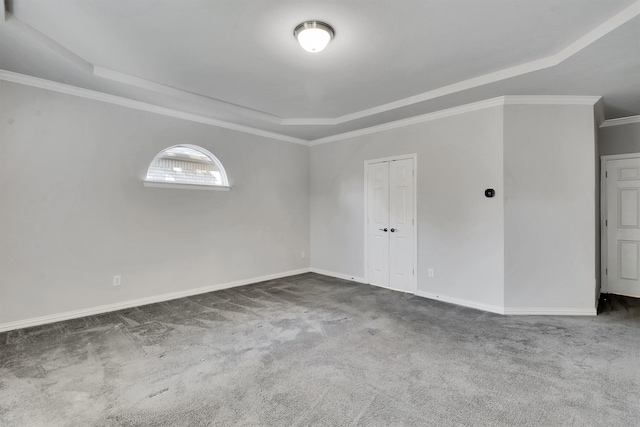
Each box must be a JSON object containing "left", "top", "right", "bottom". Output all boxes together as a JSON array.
[
  {"left": 600, "top": 152, "right": 640, "bottom": 294},
  {"left": 364, "top": 154, "right": 418, "bottom": 293}
]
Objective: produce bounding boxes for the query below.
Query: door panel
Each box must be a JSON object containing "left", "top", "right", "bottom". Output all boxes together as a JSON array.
[
  {"left": 606, "top": 157, "right": 640, "bottom": 297},
  {"left": 389, "top": 159, "right": 415, "bottom": 292},
  {"left": 367, "top": 162, "right": 389, "bottom": 286},
  {"left": 619, "top": 188, "right": 639, "bottom": 227},
  {"left": 373, "top": 235, "right": 387, "bottom": 276},
  {"left": 619, "top": 241, "right": 639, "bottom": 280}
]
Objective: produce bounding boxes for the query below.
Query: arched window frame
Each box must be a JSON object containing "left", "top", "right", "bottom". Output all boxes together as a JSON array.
[{"left": 143, "top": 144, "right": 231, "bottom": 191}]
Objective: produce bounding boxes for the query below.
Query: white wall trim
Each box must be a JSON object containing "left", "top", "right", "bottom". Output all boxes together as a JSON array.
[
  {"left": 93, "top": 66, "right": 284, "bottom": 125},
  {"left": 414, "top": 291, "right": 505, "bottom": 315},
  {"left": 309, "top": 268, "right": 367, "bottom": 284},
  {"left": 142, "top": 181, "right": 232, "bottom": 191},
  {"left": 310, "top": 97, "right": 505, "bottom": 145},
  {"left": 7, "top": 12, "right": 285, "bottom": 127},
  {"left": 415, "top": 291, "right": 597, "bottom": 316},
  {"left": 503, "top": 307, "right": 597, "bottom": 316},
  {"left": 309, "top": 95, "right": 601, "bottom": 145},
  {"left": 601, "top": 156, "right": 610, "bottom": 294},
  {"left": 0, "top": 70, "right": 309, "bottom": 146},
  {"left": 0, "top": 268, "right": 310, "bottom": 333},
  {"left": 1, "top": 67, "right": 605, "bottom": 147},
  {"left": 367, "top": 282, "right": 414, "bottom": 294},
  {"left": 600, "top": 153, "right": 640, "bottom": 161},
  {"left": 600, "top": 115, "right": 640, "bottom": 128},
  {"left": 502, "top": 95, "right": 602, "bottom": 106},
  {"left": 320, "top": 2, "right": 636, "bottom": 126}
]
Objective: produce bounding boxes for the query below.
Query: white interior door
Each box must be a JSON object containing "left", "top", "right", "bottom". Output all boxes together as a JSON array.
[
  {"left": 367, "top": 162, "right": 390, "bottom": 286},
  {"left": 605, "top": 156, "right": 640, "bottom": 297},
  {"left": 389, "top": 159, "right": 415, "bottom": 292},
  {"left": 366, "top": 158, "right": 415, "bottom": 292}
]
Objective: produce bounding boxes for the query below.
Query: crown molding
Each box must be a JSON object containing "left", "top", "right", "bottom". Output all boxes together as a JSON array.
[
  {"left": 93, "top": 1, "right": 640, "bottom": 127},
  {"left": 6, "top": 10, "right": 287, "bottom": 126},
  {"left": 600, "top": 115, "right": 640, "bottom": 128},
  {"left": 309, "top": 97, "right": 505, "bottom": 145},
  {"left": 269, "top": 1, "right": 639, "bottom": 126},
  {"left": 308, "top": 95, "right": 601, "bottom": 145},
  {"left": 2, "top": 68, "right": 605, "bottom": 147},
  {"left": 93, "top": 66, "right": 284, "bottom": 125},
  {"left": 502, "top": 95, "right": 601, "bottom": 105},
  {"left": 3, "top": 2, "right": 637, "bottom": 128},
  {"left": 0, "top": 70, "right": 309, "bottom": 145}
]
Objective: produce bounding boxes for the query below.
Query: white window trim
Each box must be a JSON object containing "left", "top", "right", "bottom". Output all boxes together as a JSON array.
[{"left": 142, "top": 181, "right": 231, "bottom": 191}]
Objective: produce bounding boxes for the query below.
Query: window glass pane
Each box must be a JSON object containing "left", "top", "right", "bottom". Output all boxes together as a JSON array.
[{"left": 145, "top": 145, "right": 227, "bottom": 186}]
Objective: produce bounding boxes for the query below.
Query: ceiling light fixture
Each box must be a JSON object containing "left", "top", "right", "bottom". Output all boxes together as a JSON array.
[{"left": 294, "top": 21, "right": 334, "bottom": 53}]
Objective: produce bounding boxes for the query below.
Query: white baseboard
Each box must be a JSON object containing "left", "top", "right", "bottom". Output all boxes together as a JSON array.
[
  {"left": 367, "top": 282, "right": 415, "bottom": 294},
  {"left": 0, "top": 268, "right": 311, "bottom": 333},
  {"left": 2, "top": 270, "right": 598, "bottom": 332},
  {"left": 414, "top": 291, "right": 505, "bottom": 314},
  {"left": 414, "top": 291, "right": 597, "bottom": 316},
  {"left": 309, "top": 268, "right": 367, "bottom": 284},
  {"left": 503, "top": 307, "right": 597, "bottom": 316}
]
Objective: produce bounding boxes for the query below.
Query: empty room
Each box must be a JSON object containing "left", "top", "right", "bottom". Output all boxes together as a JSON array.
[{"left": 1, "top": 0, "right": 639, "bottom": 425}]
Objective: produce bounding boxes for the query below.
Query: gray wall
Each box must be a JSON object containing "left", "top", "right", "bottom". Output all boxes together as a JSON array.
[
  {"left": 503, "top": 105, "right": 597, "bottom": 311},
  {"left": 0, "top": 81, "right": 310, "bottom": 325},
  {"left": 0, "top": 82, "right": 602, "bottom": 324},
  {"left": 598, "top": 122, "right": 640, "bottom": 156},
  {"left": 311, "top": 102, "right": 598, "bottom": 313},
  {"left": 310, "top": 107, "right": 506, "bottom": 310}
]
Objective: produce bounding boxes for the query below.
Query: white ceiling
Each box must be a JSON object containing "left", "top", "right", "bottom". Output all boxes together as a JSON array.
[{"left": 1, "top": 0, "right": 639, "bottom": 142}]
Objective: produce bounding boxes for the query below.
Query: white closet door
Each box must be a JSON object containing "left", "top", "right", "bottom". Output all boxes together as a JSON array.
[
  {"left": 366, "top": 158, "right": 415, "bottom": 292},
  {"left": 367, "top": 162, "right": 390, "bottom": 287},
  {"left": 606, "top": 157, "right": 640, "bottom": 297},
  {"left": 389, "top": 159, "right": 415, "bottom": 292}
]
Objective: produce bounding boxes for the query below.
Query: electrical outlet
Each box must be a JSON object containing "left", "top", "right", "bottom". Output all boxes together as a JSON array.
[
  {"left": 428, "top": 268, "right": 434, "bottom": 278},
  {"left": 301, "top": 251, "right": 306, "bottom": 259},
  {"left": 113, "top": 275, "right": 121, "bottom": 286}
]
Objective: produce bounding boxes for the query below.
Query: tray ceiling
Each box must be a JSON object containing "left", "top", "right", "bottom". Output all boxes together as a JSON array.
[{"left": 1, "top": 0, "right": 639, "bottom": 142}]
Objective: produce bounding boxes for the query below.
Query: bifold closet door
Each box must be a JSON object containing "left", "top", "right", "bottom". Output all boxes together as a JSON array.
[
  {"left": 367, "top": 162, "right": 390, "bottom": 287},
  {"left": 389, "top": 158, "right": 415, "bottom": 292},
  {"left": 367, "top": 158, "right": 415, "bottom": 292}
]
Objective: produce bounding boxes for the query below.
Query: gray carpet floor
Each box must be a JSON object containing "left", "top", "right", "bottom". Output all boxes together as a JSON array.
[{"left": 1, "top": 273, "right": 639, "bottom": 426}]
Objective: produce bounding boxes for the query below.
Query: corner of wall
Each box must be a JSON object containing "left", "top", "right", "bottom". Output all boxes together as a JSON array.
[{"left": 503, "top": 102, "right": 598, "bottom": 313}]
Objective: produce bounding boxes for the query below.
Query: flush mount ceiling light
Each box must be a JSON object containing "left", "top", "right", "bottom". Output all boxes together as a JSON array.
[{"left": 294, "top": 21, "right": 334, "bottom": 53}]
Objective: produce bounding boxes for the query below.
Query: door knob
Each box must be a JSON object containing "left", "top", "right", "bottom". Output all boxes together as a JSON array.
[
  {"left": 390, "top": 228, "right": 397, "bottom": 232},
  {"left": 379, "top": 228, "right": 388, "bottom": 232}
]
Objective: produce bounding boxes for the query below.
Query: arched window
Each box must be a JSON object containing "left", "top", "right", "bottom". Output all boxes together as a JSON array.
[{"left": 143, "top": 145, "right": 230, "bottom": 190}]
